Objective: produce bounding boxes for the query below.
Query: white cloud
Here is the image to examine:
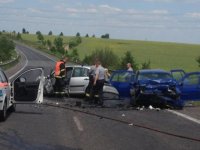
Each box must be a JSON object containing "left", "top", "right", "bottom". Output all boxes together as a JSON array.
[
  {"left": 0, "top": 0, "right": 14, "bottom": 3},
  {"left": 28, "top": 8, "right": 43, "bottom": 14},
  {"left": 99, "top": 4, "right": 122, "bottom": 14},
  {"left": 151, "top": 10, "right": 169, "bottom": 15},
  {"left": 186, "top": 12, "right": 200, "bottom": 18}
]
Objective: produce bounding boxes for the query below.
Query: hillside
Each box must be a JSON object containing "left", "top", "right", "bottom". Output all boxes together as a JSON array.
[{"left": 21, "top": 34, "right": 200, "bottom": 72}]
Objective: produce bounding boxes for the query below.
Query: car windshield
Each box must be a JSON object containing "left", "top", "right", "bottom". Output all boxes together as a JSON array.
[{"left": 138, "top": 72, "right": 172, "bottom": 80}]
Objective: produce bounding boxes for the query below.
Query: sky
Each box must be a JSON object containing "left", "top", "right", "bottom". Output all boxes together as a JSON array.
[{"left": 0, "top": 0, "right": 200, "bottom": 44}]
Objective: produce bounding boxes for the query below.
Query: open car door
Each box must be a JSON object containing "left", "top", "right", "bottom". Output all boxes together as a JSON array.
[
  {"left": 177, "top": 72, "right": 200, "bottom": 101},
  {"left": 110, "top": 70, "right": 135, "bottom": 98},
  {"left": 11, "top": 68, "right": 44, "bottom": 104}
]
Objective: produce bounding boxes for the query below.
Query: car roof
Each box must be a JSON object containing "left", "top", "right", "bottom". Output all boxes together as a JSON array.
[
  {"left": 138, "top": 69, "right": 170, "bottom": 74},
  {"left": 65, "top": 65, "right": 90, "bottom": 69}
]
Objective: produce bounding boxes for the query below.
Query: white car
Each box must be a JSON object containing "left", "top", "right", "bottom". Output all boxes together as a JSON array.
[
  {"left": 44, "top": 65, "right": 119, "bottom": 99},
  {"left": 0, "top": 68, "right": 44, "bottom": 121}
]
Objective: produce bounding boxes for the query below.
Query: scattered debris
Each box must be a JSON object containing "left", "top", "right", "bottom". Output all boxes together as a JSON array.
[
  {"left": 129, "top": 123, "right": 133, "bottom": 126},
  {"left": 56, "top": 102, "right": 59, "bottom": 105},
  {"left": 149, "top": 105, "right": 154, "bottom": 110},
  {"left": 122, "top": 114, "right": 126, "bottom": 117},
  {"left": 156, "top": 108, "right": 161, "bottom": 111}
]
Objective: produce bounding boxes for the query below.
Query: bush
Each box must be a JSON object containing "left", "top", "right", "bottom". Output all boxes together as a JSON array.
[
  {"left": 82, "top": 47, "right": 118, "bottom": 69},
  {"left": 0, "top": 36, "right": 15, "bottom": 62},
  {"left": 120, "top": 51, "right": 138, "bottom": 70}
]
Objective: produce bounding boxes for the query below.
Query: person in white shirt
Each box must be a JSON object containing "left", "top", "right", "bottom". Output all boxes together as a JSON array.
[{"left": 127, "top": 63, "right": 133, "bottom": 71}]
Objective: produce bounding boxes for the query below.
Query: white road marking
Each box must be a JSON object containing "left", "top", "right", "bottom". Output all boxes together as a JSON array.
[
  {"left": 9, "top": 49, "right": 28, "bottom": 80},
  {"left": 167, "top": 109, "right": 200, "bottom": 125},
  {"left": 73, "top": 116, "right": 84, "bottom": 131}
]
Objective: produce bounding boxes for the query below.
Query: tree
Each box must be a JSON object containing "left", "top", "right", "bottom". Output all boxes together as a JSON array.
[
  {"left": 47, "top": 39, "right": 52, "bottom": 48},
  {"left": 120, "top": 51, "right": 138, "bottom": 70},
  {"left": 141, "top": 60, "right": 151, "bottom": 69},
  {"left": 36, "top": 31, "right": 41, "bottom": 35},
  {"left": 70, "top": 48, "right": 79, "bottom": 62},
  {"left": 22, "top": 28, "right": 26, "bottom": 34},
  {"left": 76, "top": 32, "right": 80, "bottom": 37},
  {"left": 92, "top": 34, "right": 95, "bottom": 38},
  {"left": 54, "top": 36, "right": 64, "bottom": 54},
  {"left": 196, "top": 56, "right": 200, "bottom": 67},
  {"left": 101, "top": 33, "right": 109, "bottom": 39},
  {"left": 85, "top": 34, "right": 89, "bottom": 38},
  {"left": 16, "top": 32, "right": 22, "bottom": 40},
  {"left": 37, "top": 32, "right": 44, "bottom": 42},
  {"left": 82, "top": 47, "right": 118, "bottom": 69},
  {"left": 69, "top": 37, "right": 82, "bottom": 49},
  {"left": 48, "top": 31, "right": 53, "bottom": 35},
  {"left": 60, "top": 32, "right": 64, "bottom": 36},
  {"left": 0, "top": 36, "right": 15, "bottom": 62}
]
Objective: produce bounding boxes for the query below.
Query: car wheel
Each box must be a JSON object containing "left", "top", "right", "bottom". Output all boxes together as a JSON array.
[
  {"left": 0, "top": 100, "right": 7, "bottom": 121},
  {"left": 10, "top": 103, "right": 16, "bottom": 112}
]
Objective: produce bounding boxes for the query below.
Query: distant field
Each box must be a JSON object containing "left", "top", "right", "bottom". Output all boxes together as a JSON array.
[{"left": 21, "top": 34, "right": 200, "bottom": 72}]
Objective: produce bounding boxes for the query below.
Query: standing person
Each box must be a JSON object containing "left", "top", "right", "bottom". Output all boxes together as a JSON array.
[
  {"left": 93, "top": 60, "right": 105, "bottom": 106},
  {"left": 104, "top": 68, "right": 111, "bottom": 82},
  {"left": 127, "top": 63, "right": 133, "bottom": 71},
  {"left": 85, "top": 62, "right": 96, "bottom": 103},
  {"left": 54, "top": 56, "right": 68, "bottom": 95}
]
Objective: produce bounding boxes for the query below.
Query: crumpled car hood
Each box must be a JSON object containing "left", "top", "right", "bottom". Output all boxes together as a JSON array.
[{"left": 139, "top": 79, "right": 176, "bottom": 90}]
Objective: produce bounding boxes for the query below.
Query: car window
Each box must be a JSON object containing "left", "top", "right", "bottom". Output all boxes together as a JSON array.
[
  {"left": 111, "top": 72, "right": 134, "bottom": 82},
  {"left": 183, "top": 74, "right": 200, "bottom": 86},
  {"left": 66, "top": 67, "right": 73, "bottom": 79},
  {"left": 139, "top": 72, "right": 172, "bottom": 80},
  {"left": 0, "top": 71, "right": 8, "bottom": 83},
  {"left": 19, "top": 69, "right": 42, "bottom": 83},
  {"left": 72, "top": 67, "right": 89, "bottom": 77},
  {"left": 171, "top": 71, "right": 185, "bottom": 82}
]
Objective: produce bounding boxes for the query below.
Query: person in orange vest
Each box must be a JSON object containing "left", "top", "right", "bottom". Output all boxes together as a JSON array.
[{"left": 54, "top": 56, "right": 68, "bottom": 95}]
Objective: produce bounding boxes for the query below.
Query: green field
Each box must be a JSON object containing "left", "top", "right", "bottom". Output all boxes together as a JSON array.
[{"left": 21, "top": 34, "right": 200, "bottom": 72}]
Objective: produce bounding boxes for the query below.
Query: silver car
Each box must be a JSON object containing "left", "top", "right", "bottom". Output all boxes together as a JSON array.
[{"left": 44, "top": 65, "right": 119, "bottom": 99}]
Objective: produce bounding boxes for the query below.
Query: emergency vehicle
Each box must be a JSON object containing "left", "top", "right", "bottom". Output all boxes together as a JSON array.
[{"left": 0, "top": 68, "right": 44, "bottom": 121}]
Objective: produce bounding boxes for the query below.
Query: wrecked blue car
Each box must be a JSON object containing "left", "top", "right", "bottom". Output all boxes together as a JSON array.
[{"left": 130, "top": 69, "right": 184, "bottom": 109}]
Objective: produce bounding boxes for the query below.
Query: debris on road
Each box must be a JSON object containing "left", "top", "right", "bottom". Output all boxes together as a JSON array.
[{"left": 122, "top": 114, "right": 126, "bottom": 117}]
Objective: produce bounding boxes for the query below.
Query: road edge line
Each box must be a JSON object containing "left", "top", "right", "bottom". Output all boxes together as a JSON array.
[
  {"left": 167, "top": 109, "right": 200, "bottom": 125},
  {"left": 9, "top": 49, "right": 28, "bottom": 80},
  {"left": 73, "top": 116, "right": 84, "bottom": 132}
]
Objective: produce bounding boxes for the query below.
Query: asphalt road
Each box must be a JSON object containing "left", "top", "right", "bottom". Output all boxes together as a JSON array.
[{"left": 0, "top": 43, "right": 200, "bottom": 150}]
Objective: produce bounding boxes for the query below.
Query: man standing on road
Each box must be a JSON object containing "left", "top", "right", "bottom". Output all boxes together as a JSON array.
[
  {"left": 93, "top": 60, "right": 105, "bottom": 106},
  {"left": 54, "top": 56, "right": 68, "bottom": 95}
]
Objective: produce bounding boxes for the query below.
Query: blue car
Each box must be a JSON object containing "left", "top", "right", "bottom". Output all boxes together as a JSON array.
[{"left": 130, "top": 69, "right": 184, "bottom": 109}]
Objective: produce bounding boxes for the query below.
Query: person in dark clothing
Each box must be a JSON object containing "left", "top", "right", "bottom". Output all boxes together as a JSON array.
[
  {"left": 85, "top": 64, "right": 96, "bottom": 103},
  {"left": 93, "top": 60, "right": 105, "bottom": 106},
  {"left": 54, "top": 57, "right": 68, "bottom": 95}
]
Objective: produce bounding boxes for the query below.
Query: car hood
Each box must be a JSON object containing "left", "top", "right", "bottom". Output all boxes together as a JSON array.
[{"left": 138, "top": 79, "right": 176, "bottom": 90}]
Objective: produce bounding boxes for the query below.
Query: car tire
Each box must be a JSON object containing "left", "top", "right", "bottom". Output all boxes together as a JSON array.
[
  {"left": 10, "top": 103, "right": 16, "bottom": 112},
  {"left": 0, "top": 100, "right": 7, "bottom": 121}
]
